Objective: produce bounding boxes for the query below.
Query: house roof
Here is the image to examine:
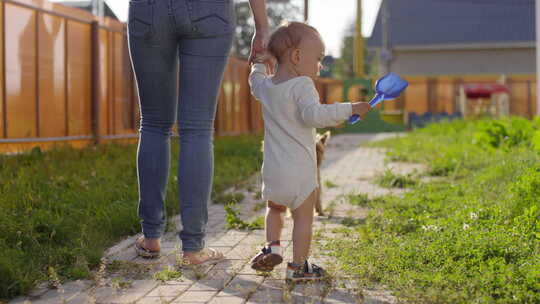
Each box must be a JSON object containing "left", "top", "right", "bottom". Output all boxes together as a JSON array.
[{"left": 367, "top": 0, "right": 535, "bottom": 49}]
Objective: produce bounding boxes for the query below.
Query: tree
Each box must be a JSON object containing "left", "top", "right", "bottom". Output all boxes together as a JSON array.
[
  {"left": 233, "top": 1, "right": 302, "bottom": 59},
  {"left": 333, "top": 22, "right": 377, "bottom": 79}
]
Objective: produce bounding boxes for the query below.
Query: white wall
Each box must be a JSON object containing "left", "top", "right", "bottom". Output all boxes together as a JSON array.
[{"left": 387, "top": 48, "right": 535, "bottom": 76}]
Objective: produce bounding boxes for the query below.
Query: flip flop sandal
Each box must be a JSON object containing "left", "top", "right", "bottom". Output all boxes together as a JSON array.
[
  {"left": 182, "top": 248, "right": 225, "bottom": 268},
  {"left": 134, "top": 237, "right": 161, "bottom": 259}
]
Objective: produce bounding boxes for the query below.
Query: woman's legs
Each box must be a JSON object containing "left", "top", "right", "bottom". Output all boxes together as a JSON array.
[
  {"left": 177, "top": 53, "right": 230, "bottom": 253},
  {"left": 291, "top": 189, "right": 318, "bottom": 264}
]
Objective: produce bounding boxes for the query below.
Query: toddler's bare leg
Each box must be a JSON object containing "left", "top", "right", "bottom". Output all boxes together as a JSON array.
[
  {"left": 291, "top": 189, "right": 317, "bottom": 264},
  {"left": 266, "top": 201, "right": 286, "bottom": 242}
]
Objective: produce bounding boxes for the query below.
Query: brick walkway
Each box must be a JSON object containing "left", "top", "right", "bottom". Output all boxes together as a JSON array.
[{"left": 12, "top": 133, "right": 423, "bottom": 304}]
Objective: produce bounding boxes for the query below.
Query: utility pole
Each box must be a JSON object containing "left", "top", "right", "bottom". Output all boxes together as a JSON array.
[
  {"left": 354, "top": 0, "right": 365, "bottom": 77},
  {"left": 304, "top": 0, "right": 309, "bottom": 21},
  {"left": 381, "top": 0, "right": 391, "bottom": 75}
]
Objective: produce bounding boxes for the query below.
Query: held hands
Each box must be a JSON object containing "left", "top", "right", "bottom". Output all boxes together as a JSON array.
[
  {"left": 252, "top": 52, "right": 276, "bottom": 74},
  {"left": 351, "top": 102, "right": 371, "bottom": 121},
  {"left": 248, "top": 29, "right": 275, "bottom": 74}
]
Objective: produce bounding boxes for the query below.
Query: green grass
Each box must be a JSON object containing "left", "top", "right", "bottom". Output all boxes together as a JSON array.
[
  {"left": 213, "top": 192, "right": 245, "bottom": 205},
  {"left": 324, "top": 180, "right": 339, "bottom": 188},
  {"left": 224, "top": 204, "right": 264, "bottom": 230},
  {"left": 0, "top": 134, "right": 262, "bottom": 300},
  {"left": 323, "top": 118, "right": 540, "bottom": 303},
  {"left": 375, "top": 169, "right": 418, "bottom": 188},
  {"left": 319, "top": 109, "right": 406, "bottom": 135},
  {"left": 153, "top": 266, "right": 183, "bottom": 282},
  {"left": 345, "top": 193, "right": 370, "bottom": 206}
]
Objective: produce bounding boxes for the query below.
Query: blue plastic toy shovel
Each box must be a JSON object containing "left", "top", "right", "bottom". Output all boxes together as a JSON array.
[{"left": 349, "top": 72, "right": 409, "bottom": 124}]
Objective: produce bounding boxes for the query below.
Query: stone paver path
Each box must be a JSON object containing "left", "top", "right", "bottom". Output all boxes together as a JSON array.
[{"left": 12, "top": 133, "right": 425, "bottom": 304}]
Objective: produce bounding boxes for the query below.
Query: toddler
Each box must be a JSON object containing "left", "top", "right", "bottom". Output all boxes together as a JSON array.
[{"left": 248, "top": 21, "right": 370, "bottom": 282}]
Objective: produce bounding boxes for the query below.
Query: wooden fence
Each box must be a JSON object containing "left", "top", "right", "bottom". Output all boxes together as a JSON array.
[
  {"left": 0, "top": 0, "right": 137, "bottom": 153},
  {"left": 385, "top": 75, "right": 537, "bottom": 118}
]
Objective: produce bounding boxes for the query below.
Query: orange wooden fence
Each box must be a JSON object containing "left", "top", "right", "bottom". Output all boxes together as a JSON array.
[
  {"left": 385, "top": 75, "right": 537, "bottom": 118},
  {"left": 0, "top": 0, "right": 137, "bottom": 153}
]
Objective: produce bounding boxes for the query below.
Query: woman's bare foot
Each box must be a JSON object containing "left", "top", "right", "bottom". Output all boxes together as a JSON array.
[{"left": 136, "top": 236, "right": 161, "bottom": 252}]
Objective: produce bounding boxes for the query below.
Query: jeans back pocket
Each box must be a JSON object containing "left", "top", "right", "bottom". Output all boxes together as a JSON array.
[
  {"left": 188, "top": 0, "right": 234, "bottom": 38},
  {"left": 128, "top": 0, "right": 154, "bottom": 40}
]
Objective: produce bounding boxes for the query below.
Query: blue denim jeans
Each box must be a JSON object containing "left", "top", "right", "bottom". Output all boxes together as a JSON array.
[{"left": 128, "top": 0, "right": 234, "bottom": 252}]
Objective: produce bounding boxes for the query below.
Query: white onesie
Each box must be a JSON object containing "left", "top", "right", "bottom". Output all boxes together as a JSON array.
[{"left": 249, "top": 64, "right": 353, "bottom": 210}]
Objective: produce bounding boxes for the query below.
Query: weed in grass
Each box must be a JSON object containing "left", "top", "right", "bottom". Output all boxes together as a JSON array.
[
  {"left": 324, "top": 180, "right": 338, "bottom": 188},
  {"left": 253, "top": 190, "right": 262, "bottom": 200},
  {"left": 346, "top": 193, "right": 370, "bottom": 206},
  {"left": 324, "top": 200, "right": 338, "bottom": 218},
  {"left": 153, "top": 266, "right": 182, "bottom": 282},
  {"left": 47, "top": 266, "right": 62, "bottom": 290},
  {"left": 224, "top": 204, "right": 264, "bottom": 230},
  {"left": 341, "top": 217, "right": 365, "bottom": 227},
  {"left": 110, "top": 278, "right": 133, "bottom": 290},
  {"left": 213, "top": 192, "right": 245, "bottom": 205},
  {"left": 375, "top": 169, "right": 417, "bottom": 188},
  {"left": 165, "top": 217, "right": 177, "bottom": 233},
  {"left": 105, "top": 260, "right": 153, "bottom": 280},
  {"left": 252, "top": 201, "right": 266, "bottom": 212},
  {"left": 312, "top": 229, "right": 323, "bottom": 240}
]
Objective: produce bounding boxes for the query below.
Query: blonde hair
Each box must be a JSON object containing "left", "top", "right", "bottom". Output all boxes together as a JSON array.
[{"left": 267, "top": 21, "right": 320, "bottom": 63}]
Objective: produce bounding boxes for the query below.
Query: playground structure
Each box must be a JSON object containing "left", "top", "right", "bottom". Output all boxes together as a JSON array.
[{"left": 458, "top": 83, "right": 510, "bottom": 119}]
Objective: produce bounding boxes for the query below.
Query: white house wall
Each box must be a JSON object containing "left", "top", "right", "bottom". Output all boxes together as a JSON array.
[{"left": 387, "top": 48, "right": 535, "bottom": 76}]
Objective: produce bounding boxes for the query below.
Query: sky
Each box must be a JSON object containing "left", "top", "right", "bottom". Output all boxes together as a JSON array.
[{"left": 51, "top": 0, "right": 382, "bottom": 57}]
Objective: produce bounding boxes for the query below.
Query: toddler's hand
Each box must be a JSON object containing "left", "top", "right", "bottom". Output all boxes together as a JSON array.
[
  {"left": 252, "top": 52, "right": 276, "bottom": 74},
  {"left": 351, "top": 102, "right": 371, "bottom": 120}
]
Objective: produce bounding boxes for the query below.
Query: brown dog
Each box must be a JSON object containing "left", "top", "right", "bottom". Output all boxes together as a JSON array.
[{"left": 314, "top": 131, "right": 331, "bottom": 215}]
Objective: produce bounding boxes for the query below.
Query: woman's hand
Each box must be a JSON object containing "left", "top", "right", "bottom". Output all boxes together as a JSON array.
[{"left": 249, "top": 29, "right": 275, "bottom": 73}]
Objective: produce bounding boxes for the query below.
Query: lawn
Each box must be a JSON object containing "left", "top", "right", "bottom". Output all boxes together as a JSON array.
[
  {"left": 322, "top": 117, "right": 540, "bottom": 303},
  {"left": 0, "top": 134, "right": 262, "bottom": 300}
]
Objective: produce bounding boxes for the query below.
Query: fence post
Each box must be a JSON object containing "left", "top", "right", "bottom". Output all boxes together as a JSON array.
[{"left": 91, "top": 20, "right": 101, "bottom": 144}]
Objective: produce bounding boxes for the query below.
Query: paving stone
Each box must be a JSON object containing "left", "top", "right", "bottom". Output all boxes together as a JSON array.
[
  {"left": 146, "top": 284, "right": 190, "bottom": 298},
  {"left": 225, "top": 245, "right": 258, "bottom": 260},
  {"left": 180, "top": 265, "right": 215, "bottom": 282},
  {"left": 18, "top": 280, "right": 91, "bottom": 304},
  {"left": 137, "top": 296, "right": 175, "bottom": 304},
  {"left": 323, "top": 289, "right": 360, "bottom": 303},
  {"left": 189, "top": 269, "right": 234, "bottom": 291},
  {"left": 238, "top": 234, "right": 264, "bottom": 245},
  {"left": 208, "top": 296, "right": 245, "bottom": 304},
  {"left": 223, "top": 230, "right": 251, "bottom": 239},
  {"left": 246, "top": 283, "right": 284, "bottom": 304},
  {"left": 220, "top": 275, "right": 263, "bottom": 298},
  {"left": 102, "top": 280, "right": 160, "bottom": 304},
  {"left": 170, "top": 290, "right": 218, "bottom": 303},
  {"left": 361, "top": 289, "right": 397, "bottom": 304},
  {"left": 209, "top": 237, "right": 244, "bottom": 247}
]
